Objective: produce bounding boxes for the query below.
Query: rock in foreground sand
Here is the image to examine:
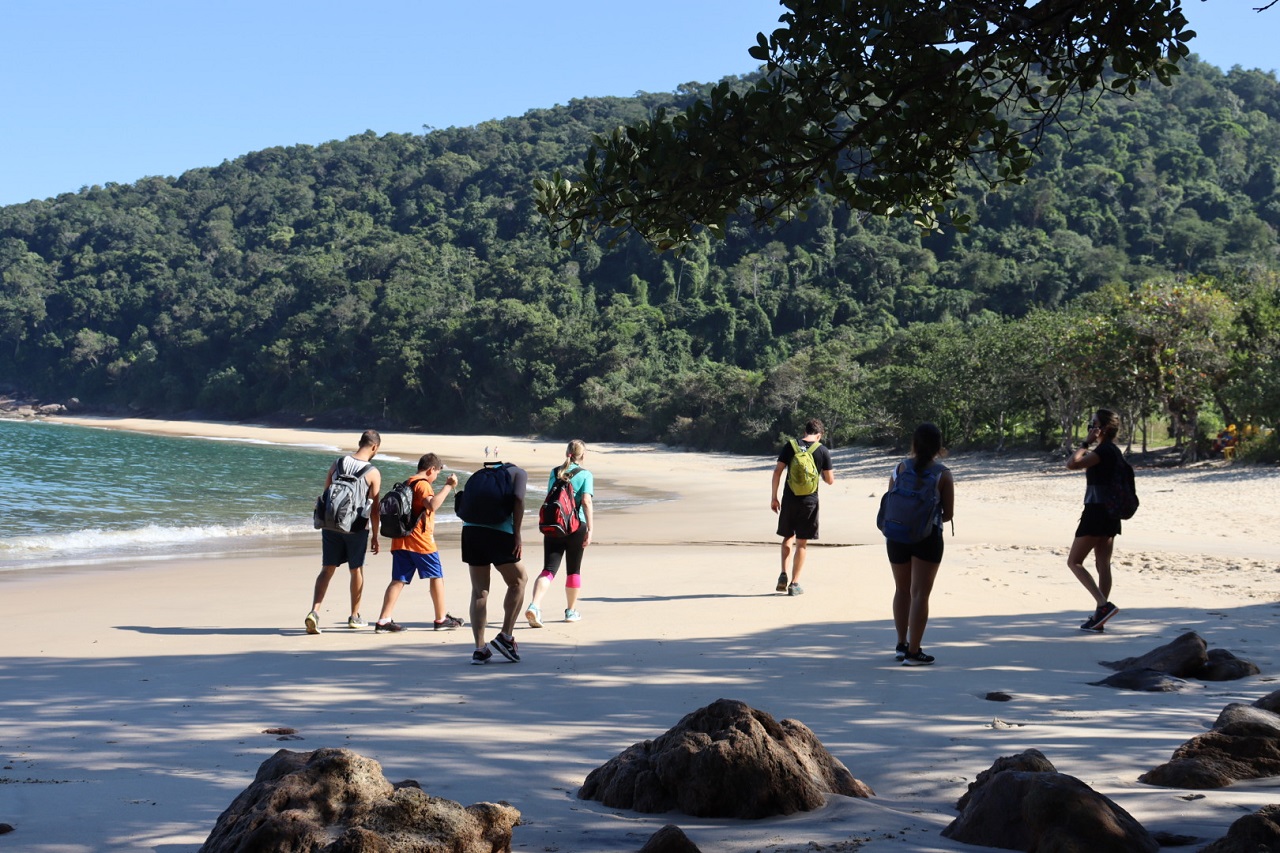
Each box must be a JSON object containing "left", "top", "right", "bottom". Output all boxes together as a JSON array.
[
  {"left": 199, "top": 747, "right": 520, "bottom": 853},
  {"left": 579, "top": 697, "right": 872, "bottom": 818}
]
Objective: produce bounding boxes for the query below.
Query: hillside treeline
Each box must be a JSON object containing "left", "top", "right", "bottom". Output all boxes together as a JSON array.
[{"left": 1, "top": 57, "right": 1279, "bottom": 456}]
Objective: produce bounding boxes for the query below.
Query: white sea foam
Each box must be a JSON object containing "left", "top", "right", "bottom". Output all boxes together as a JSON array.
[{"left": 0, "top": 517, "right": 314, "bottom": 571}]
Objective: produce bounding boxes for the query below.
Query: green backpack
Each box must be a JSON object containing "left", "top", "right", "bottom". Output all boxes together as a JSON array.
[{"left": 787, "top": 439, "right": 821, "bottom": 496}]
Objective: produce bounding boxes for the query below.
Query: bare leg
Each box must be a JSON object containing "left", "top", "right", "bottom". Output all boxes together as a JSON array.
[
  {"left": 779, "top": 536, "right": 796, "bottom": 580},
  {"left": 791, "top": 539, "right": 809, "bottom": 584},
  {"left": 1067, "top": 536, "right": 1107, "bottom": 607},
  {"left": 427, "top": 577, "right": 447, "bottom": 621},
  {"left": 906, "top": 559, "right": 940, "bottom": 652},
  {"left": 348, "top": 568, "right": 364, "bottom": 617},
  {"left": 566, "top": 583, "right": 580, "bottom": 611},
  {"left": 377, "top": 580, "right": 406, "bottom": 622},
  {"left": 469, "top": 565, "right": 491, "bottom": 649},
  {"left": 528, "top": 574, "right": 552, "bottom": 609},
  {"left": 311, "top": 565, "right": 338, "bottom": 611},
  {"left": 1093, "top": 537, "right": 1115, "bottom": 601},
  {"left": 890, "top": 562, "right": 912, "bottom": 645},
  {"left": 493, "top": 561, "right": 527, "bottom": 636}
]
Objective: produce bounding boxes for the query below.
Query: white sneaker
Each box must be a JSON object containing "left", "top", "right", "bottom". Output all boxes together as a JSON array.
[
  {"left": 525, "top": 604, "right": 543, "bottom": 628},
  {"left": 564, "top": 608, "right": 582, "bottom": 622}
]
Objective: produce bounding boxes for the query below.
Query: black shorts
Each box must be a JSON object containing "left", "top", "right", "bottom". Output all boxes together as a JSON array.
[
  {"left": 1075, "top": 504, "right": 1121, "bottom": 538},
  {"left": 461, "top": 525, "right": 520, "bottom": 566},
  {"left": 321, "top": 528, "right": 369, "bottom": 570},
  {"left": 885, "top": 526, "right": 944, "bottom": 565},
  {"left": 543, "top": 525, "right": 587, "bottom": 577},
  {"left": 776, "top": 493, "right": 819, "bottom": 540}
]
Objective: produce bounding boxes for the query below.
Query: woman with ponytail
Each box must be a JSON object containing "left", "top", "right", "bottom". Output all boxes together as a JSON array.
[
  {"left": 526, "top": 439, "right": 594, "bottom": 625},
  {"left": 884, "top": 422, "right": 954, "bottom": 666}
]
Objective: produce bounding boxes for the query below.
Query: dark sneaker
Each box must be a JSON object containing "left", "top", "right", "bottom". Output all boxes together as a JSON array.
[
  {"left": 375, "top": 620, "right": 405, "bottom": 633},
  {"left": 490, "top": 632, "right": 521, "bottom": 662},
  {"left": 895, "top": 642, "right": 909, "bottom": 662},
  {"left": 304, "top": 611, "right": 321, "bottom": 635},
  {"left": 1094, "top": 601, "right": 1119, "bottom": 628},
  {"left": 1080, "top": 613, "right": 1102, "bottom": 631},
  {"left": 902, "top": 649, "right": 935, "bottom": 666},
  {"left": 434, "top": 614, "right": 464, "bottom": 631},
  {"left": 776, "top": 572, "right": 789, "bottom": 592},
  {"left": 787, "top": 582, "right": 804, "bottom": 596},
  {"left": 471, "top": 647, "right": 493, "bottom": 665}
]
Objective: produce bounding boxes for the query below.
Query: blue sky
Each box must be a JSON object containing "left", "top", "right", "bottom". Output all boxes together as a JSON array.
[{"left": 1, "top": 0, "right": 1276, "bottom": 207}]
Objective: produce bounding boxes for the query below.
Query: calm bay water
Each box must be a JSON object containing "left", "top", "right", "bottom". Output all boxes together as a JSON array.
[{"left": 0, "top": 419, "right": 423, "bottom": 571}]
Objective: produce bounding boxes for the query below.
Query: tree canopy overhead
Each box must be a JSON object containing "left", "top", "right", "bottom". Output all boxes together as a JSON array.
[{"left": 537, "top": 0, "right": 1194, "bottom": 249}]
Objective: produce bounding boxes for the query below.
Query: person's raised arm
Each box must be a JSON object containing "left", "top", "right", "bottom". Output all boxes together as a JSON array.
[
  {"left": 428, "top": 472, "right": 458, "bottom": 513},
  {"left": 1068, "top": 425, "right": 1102, "bottom": 471}
]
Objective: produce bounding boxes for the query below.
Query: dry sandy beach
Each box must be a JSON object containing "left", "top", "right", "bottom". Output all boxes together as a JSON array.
[{"left": 2, "top": 417, "right": 1278, "bottom": 852}]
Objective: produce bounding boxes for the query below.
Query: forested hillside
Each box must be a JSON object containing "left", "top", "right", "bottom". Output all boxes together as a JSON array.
[{"left": 2, "top": 57, "right": 1279, "bottom": 455}]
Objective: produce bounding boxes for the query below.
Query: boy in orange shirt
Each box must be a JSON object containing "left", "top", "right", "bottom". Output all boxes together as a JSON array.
[{"left": 374, "top": 453, "right": 464, "bottom": 632}]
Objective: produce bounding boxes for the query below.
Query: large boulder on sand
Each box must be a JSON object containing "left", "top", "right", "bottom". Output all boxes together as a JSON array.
[
  {"left": 1199, "top": 648, "right": 1261, "bottom": 681},
  {"left": 1096, "top": 633, "right": 1259, "bottom": 691},
  {"left": 1200, "top": 804, "right": 1280, "bottom": 852},
  {"left": 578, "top": 698, "right": 872, "bottom": 818},
  {"left": 1100, "top": 631, "right": 1207, "bottom": 677},
  {"left": 1140, "top": 702, "right": 1280, "bottom": 789},
  {"left": 954, "top": 748, "right": 1057, "bottom": 813},
  {"left": 942, "top": 763, "right": 1157, "bottom": 852},
  {"left": 199, "top": 748, "right": 520, "bottom": 853},
  {"left": 638, "top": 824, "right": 703, "bottom": 853}
]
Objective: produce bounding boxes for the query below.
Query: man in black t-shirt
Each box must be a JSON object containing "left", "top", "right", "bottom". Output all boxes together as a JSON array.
[{"left": 769, "top": 418, "right": 835, "bottom": 596}]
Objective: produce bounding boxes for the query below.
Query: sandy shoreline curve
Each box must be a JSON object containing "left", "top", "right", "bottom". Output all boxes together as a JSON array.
[{"left": 1, "top": 415, "right": 1277, "bottom": 851}]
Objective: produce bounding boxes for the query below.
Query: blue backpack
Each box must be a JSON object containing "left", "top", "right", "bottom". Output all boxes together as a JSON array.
[
  {"left": 876, "top": 461, "right": 943, "bottom": 544},
  {"left": 455, "top": 462, "right": 515, "bottom": 524}
]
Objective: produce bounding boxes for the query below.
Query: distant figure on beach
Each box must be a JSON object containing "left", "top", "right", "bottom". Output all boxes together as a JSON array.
[
  {"left": 305, "top": 430, "right": 382, "bottom": 634},
  {"left": 770, "top": 418, "right": 834, "bottom": 596},
  {"left": 1067, "top": 408, "right": 1124, "bottom": 631},
  {"left": 880, "top": 423, "right": 953, "bottom": 667},
  {"left": 526, "top": 440, "right": 595, "bottom": 627},
  {"left": 484, "top": 446, "right": 490, "bottom": 459},
  {"left": 460, "top": 459, "right": 528, "bottom": 664},
  {"left": 373, "top": 453, "right": 464, "bottom": 634}
]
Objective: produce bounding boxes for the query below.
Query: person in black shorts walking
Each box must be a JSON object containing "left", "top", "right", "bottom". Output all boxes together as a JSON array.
[
  {"left": 462, "top": 461, "right": 529, "bottom": 664},
  {"left": 770, "top": 418, "right": 835, "bottom": 596},
  {"left": 884, "top": 423, "right": 954, "bottom": 666},
  {"left": 1067, "top": 408, "right": 1124, "bottom": 631}
]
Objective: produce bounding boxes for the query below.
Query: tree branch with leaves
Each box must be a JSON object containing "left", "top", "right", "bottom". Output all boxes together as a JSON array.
[{"left": 537, "top": 0, "right": 1194, "bottom": 250}]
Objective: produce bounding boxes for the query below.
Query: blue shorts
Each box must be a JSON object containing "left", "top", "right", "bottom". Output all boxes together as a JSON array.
[{"left": 391, "top": 550, "right": 444, "bottom": 583}]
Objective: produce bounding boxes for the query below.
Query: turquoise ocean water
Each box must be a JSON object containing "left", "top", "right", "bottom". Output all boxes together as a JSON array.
[
  {"left": 0, "top": 420, "right": 427, "bottom": 572},
  {"left": 0, "top": 419, "right": 648, "bottom": 573}
]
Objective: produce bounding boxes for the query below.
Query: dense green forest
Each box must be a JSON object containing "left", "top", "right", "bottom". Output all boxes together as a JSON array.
[{"left": 1, "top": 57, "right": 1279, "bottom": 458}]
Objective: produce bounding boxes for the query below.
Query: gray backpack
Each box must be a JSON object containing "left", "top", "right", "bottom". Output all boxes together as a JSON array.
[{"left": 313, "top": 457, "right": 372, "bottom": 532}]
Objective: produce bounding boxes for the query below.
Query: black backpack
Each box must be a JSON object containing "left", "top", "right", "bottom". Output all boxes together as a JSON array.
[
  {"left": 379, "top": 476, "right": 427, "bottom": 538},
  {"left": 1103, "top": 452, "right": 1140, "bottom": 520},
  {"left": 454, "top": 462, "right": 515, "bottom": 524}
]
